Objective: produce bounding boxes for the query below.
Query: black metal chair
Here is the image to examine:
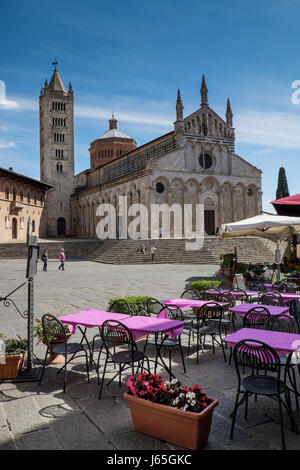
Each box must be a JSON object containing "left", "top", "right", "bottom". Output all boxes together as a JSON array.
[
  {"left": 259, "top": 292, "right": 283, "bottom": 306},
  {"left": 39, "top": 314, "right": 90, "bottom": 393},
  {"left": 289, "top": 299, "right": 300, "bottom": 333},
  {"left": 98, "top": 320, "right": 150, "bottom": 399},
  {"left": 146, "top": 298, "right": 165, "bottom": 316},
  {"left": 213, "top": 292, "right": 237, "bottom": 334},
  {"left": 202, "top": 288, "right": 221, "bottom": 300},
  {"left": 243, "top": 306, "right": 270, "bottom": 328},
  {"left": 265, "top": 314, "right": 300, "bottom": 410},
  {"left": 91, "top": 299, "right": 131, "bottom": 357},
  {"left": 230, "top": 339, "right": 297, "bottom": 450},
  {"left": 180, "top": 288, "right": 200, "bottom": 300},
  {"left": 229, "top": 288, "right": 248, "bottom": 303},
  {"left": 187, "top": 302, "right": 227, "bottom": 364},
  {"left": 143, "top": 305, "right": 186, "bottom": 380}
]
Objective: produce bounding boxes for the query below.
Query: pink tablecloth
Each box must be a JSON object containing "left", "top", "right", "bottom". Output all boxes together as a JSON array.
[
  {"left": 229, "top": 303, "right": 289, "bottom": 317},
  {"left": 58, "top": 309, "right": 130, "bottom": 334},
  {"left": 223, "top": 328, "right": 300, "bottom": 357},
  {"left": 220, "top": 289, "right": 260, "bottom": 297},
  {"left": 121, "top": 315, "right": 184, "bottom": 341},
  {"left": 59, "top": 310, "right": 184, "bottom": 340}
]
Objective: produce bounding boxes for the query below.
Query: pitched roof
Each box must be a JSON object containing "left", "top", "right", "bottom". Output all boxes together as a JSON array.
[{"left": 48, "top": 67, "right": 67, "bottom": 94}]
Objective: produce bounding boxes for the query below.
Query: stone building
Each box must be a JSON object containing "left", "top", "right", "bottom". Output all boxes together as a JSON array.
[
  {"left": 70, "top": 75, "right": 262, "bottom": 238},
  {"left": 39, "top": 66, "right": 75, "bottom": 237},
  {"left": 0, "top": 167, "right": 52, "bottom": 242}
]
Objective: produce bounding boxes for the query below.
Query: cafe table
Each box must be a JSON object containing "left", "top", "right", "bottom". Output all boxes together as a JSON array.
[
  {"left": 59, "top": 309, "right": 184, "bottom": 378},
  {"left": 229, "top": 303, "right": 290, "bottom": 318},
  {"left": 223, "top": 327, "right": 300, "bottom": 358}
]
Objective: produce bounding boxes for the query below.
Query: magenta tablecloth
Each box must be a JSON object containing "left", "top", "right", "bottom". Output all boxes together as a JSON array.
[
  {"left": 229, "top": 303, "right": 290, "bottom": 317},
  {"left": 220, "top": 289, "right": 260, "bottom": 297},
  {"left": 120, "top": 315, "right": 184, "bottom": 341},
  {"left": 223, "top": 328, "right": 300, "bottom": 357},
  {"left": 59, "top": 310, "right": 184, "bottom": 340},
  {"left": 58, "top": 309, "right": 130, "bottom": 334}
]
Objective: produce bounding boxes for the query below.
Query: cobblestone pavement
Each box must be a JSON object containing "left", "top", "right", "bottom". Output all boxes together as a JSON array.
[{"left": 0, "top": 260, "right": 299, "bottom": 451}]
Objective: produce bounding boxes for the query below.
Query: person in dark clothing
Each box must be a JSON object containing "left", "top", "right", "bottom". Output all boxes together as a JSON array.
[{"left": 41, "top": 250, "right": 48, "bottom": 272}]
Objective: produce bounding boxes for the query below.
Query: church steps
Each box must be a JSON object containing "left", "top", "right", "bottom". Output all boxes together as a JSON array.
[{"left": 0, "top": 237, "right": 277, "bottom": 265}]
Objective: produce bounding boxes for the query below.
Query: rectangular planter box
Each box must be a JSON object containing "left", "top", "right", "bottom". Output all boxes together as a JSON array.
[
  {"left": 124, "top": 392, "right": 218, "bottom": 450},
  {"left": 0, "top": 353, "right": 24, "bottom": 380}
]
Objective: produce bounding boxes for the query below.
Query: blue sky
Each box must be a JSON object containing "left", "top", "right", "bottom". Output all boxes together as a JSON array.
[{"left": 1, "top": 0, "right": 300, "bottom": 212}]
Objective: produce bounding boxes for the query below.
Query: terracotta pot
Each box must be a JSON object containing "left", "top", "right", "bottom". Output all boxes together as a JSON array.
[
  {"left": 0, "top": 352, "right": 25, "bottom": 379},
  {"left": 45, "top": 334, "right": 72, "bottom": 365},
  {"left": 124, "top": 393, "right": 218, "bottom": 450}
]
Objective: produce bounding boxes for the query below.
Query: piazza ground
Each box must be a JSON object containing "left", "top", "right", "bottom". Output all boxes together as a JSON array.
[{"left": 0, "top": 259, "right": 299, "bottom": 450}]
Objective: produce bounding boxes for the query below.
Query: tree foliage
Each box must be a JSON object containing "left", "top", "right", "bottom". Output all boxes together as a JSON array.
[{"left": 276, "top": 167, "right": 290, "bottom": 200}]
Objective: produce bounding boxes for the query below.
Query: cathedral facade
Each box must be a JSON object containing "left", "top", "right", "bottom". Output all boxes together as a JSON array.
[{"left": 40, "top": 67, "right": 262, "bottom": 238}]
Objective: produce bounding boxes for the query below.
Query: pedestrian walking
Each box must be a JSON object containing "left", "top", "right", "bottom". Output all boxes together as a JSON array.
[
  {"left": 138, "top": 244, "right": 146, "bottom": 255},
  {"left": 41, "top": 249, "right": 48, "bottom": 272},
  {"left": 58, "top": 248, "right": 66, "bottom": 271},
  {"left": 150, "top": 245, "right": 157, "bottom": 261}
]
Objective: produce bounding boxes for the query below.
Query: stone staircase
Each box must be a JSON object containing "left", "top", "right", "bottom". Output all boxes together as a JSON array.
[
  {"left": 0, "top": 240, "right": 104, "bottom": 260},
  {"left": 87, "top": 237, "right": 277, "bottom": 265},
  {"left": 0, "top": 236, "right": 278, "bottom": 265}
]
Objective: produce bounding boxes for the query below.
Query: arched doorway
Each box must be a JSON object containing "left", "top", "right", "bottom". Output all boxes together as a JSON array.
[
  {"left": 57, "top": 217, "right": 66, "bottom": 236},
  {"left": 12, "top": 218, "right": 17, "bottom": 239},
  {"left": 203, "top": 197, "right": 216, "bottom": 235}
]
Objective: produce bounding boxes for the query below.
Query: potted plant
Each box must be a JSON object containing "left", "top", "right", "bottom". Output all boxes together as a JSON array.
[
  {"left": 124, "top": 373, "right": 218, "bottom": 450},
  {"left": 0, "top": 335, "right": 27, "bottom": 380},
  {"left": 33, "top": 316, "right": 71, "bottom": 364},
  {"left": 235, "top": 262, "right": 249, "bottom": 284},
  {"left": 219, "top": 253, "right": 236, "bottom": 282}
]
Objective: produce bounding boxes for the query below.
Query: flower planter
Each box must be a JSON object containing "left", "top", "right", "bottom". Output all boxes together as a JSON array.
[
  {"left": 0, "top": 352, "right": 25, "bottom": 380},
  {"left": 124, "top": 392, "right": 218, "bottom": 450},
  {"left": 45, "top": 334, "right": 72, "bottom": 365}
]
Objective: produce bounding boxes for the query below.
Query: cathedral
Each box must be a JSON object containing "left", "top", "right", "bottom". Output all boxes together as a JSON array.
[{"left": 39, "top": 66, "right": 262, "bottom": 239}]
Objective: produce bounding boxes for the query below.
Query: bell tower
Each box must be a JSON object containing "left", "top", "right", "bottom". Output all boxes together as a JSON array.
[{"left": 39, "top": 64, "right": 74, "bottom": 237}]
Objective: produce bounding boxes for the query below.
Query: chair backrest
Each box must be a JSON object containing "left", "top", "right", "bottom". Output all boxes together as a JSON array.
[
  {"left": 289, "top": 299, "right": 300, "bottom": 332},
  {"left": 180, "top": 289, "right": 200, "bottom": 300},
  {"left": 260, "top": 291, "right": 284, "bottom": 305},
  {"left": 41, "top": 314, "right": 68, "bottom": 348},
  {"left": 216, "top": 291, "right": 236, "bottom": 308},
  {"left": 146, "top": 298, "right": 165, "bottom": 316},
  {"left": 163, "top": 304, "right": 185, "bottom": 321},
  {"left": 108, "top": 299, "right": 131, "bottom": 315},
  {"left": 233, "top": 339, "right": 281, "bottom": 380},
  {"left": 264, "top": 314, "right": 298, "bottom": 333},
  {"left": 202, "top": 289, "right": 220, "bottom": 300},
  {"left": 243, "top": 307, "right": 270, "bottom": 328},
  {"left": 101, "top": 320, "right": 133, "bottom": 356},
  {"left": 195, "top": 302, "right": 223, "bottom": 323},
  {"left": 229, "top": 288, "right": 248, "bottom": 302},
  {"left": 248, "top": 294, "right": 263, "bottom": 304}
]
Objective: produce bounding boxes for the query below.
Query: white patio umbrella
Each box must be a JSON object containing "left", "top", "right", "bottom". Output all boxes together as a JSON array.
[{"left": 219, "top": 213, "right": 300, "bottom": 279}]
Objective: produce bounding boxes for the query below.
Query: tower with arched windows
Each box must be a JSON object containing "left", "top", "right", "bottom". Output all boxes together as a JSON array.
[{"left": 39, "top": 65, "right": 74, "bottom": 236}]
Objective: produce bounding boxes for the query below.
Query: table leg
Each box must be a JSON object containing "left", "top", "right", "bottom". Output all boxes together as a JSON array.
[
  {"left": 154, "top": 333, "right": 175, "bottom": 379},
  {"left": 78, "top": 326, "right": 94, "bottom": 364}
]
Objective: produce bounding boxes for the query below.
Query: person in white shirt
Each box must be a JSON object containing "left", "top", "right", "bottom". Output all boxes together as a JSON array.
[{"left": 150, "top": 246, "right": 157, "bottom": 261}]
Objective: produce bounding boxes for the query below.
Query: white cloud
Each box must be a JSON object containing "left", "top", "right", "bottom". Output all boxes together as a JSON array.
[
  {"left": 0, "top": 99, "right": 20, "bottom": 110},
  {"left": 235, "top": 109, "right": 300, "bottom": 150},
  {"left": 75, "top": 104, "right": 173, "bottom": 129},
  {"left": 0, "top": 140, "right": 16, "bottom": 149}
]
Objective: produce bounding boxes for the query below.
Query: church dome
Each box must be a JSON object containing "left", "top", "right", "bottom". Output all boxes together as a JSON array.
[{"left": 89, "top": 115, "right": 137, "bottom": 170}]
